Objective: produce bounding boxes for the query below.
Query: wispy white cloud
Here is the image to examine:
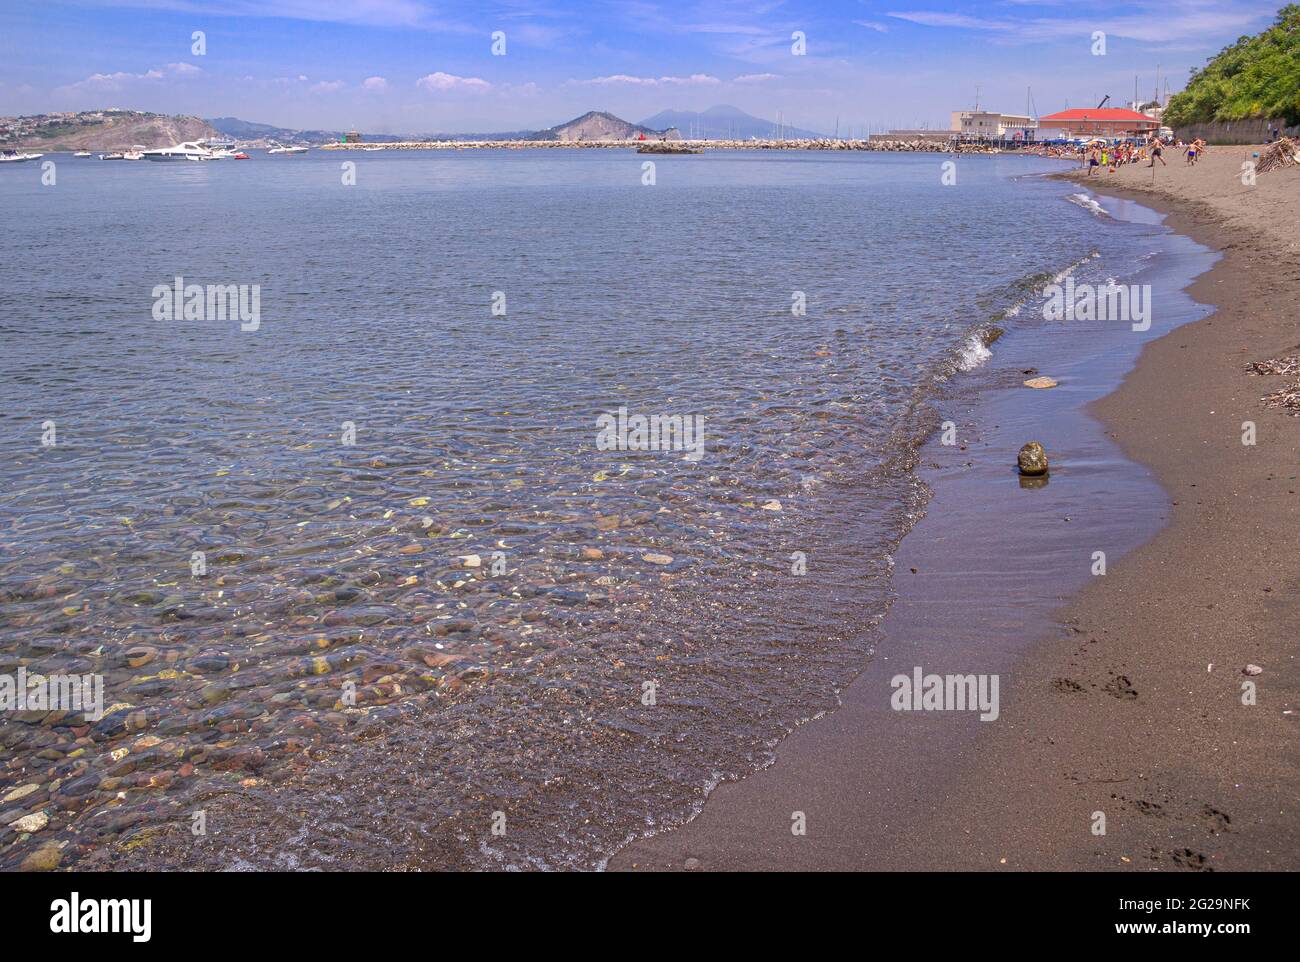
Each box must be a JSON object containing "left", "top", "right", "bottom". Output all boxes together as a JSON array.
[
  {"left": 85, "top": 0, "right": 459, "bottom": 30},
  {"left": 853, "top": 20, "right": 889, "bottom": 33},
  {"left": 886, "top": 2, "right": 1275, "bottom": 45},
  {"left": 416, "top": 71, "right": 490, "bottom": 92},
  {"left": 582, "top": 73, "right": 722, "bottom": 86},
  {"left": 310, "top": 79, "right": 345, "bottom": 92},
  {"left": 734, "top": 73, "right": 779, "bottom": 83},
  {"left": 362, "top": 76, "right": 389, "bottom": 92},
  {"left": 503, "top": 22, "right": 572, "bottom": 46},
  {"left": 57, "top": 61, "right": 202, "bottom": 92}
]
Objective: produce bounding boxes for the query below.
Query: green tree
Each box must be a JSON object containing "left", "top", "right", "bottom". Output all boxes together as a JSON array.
[{"left": 1164, "top": 5, "right": 1300, "bottom": 126}]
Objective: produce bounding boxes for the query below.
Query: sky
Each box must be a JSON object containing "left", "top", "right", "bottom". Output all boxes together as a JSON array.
[{"left": 0, "top": 1, "right": 1283, "bottom": 134}]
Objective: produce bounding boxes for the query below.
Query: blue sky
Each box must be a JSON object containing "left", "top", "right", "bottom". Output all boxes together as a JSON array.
[{"left": 0, "top": 1, "right": 1282, "bottom": 133}]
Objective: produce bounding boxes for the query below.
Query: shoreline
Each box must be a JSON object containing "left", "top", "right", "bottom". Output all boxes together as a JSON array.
[
  {"left": 611, "top": 150, "right": 1300, "bottom": 871},
  {"left": 316, "top": 139, "right": 1008, "bottom": 153}
]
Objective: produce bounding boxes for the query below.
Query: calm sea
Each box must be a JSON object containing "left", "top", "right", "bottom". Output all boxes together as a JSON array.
[{"left": 0, "top": 149, "right": 1166, "bottom": 869}]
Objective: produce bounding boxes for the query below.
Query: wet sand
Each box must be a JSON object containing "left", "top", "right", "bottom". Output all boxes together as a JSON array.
[{"left": 612, "top": 147, "right": 1300, "bottom": 871}]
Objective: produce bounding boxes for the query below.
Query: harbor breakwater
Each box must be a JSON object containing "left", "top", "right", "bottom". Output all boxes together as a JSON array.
[{"left": 319, "top": 138, "right": 1004, "bottom": 154}]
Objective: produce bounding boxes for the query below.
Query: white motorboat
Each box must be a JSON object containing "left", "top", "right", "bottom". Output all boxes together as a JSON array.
[
  {"left": 141, "top": 141, "right": 214, "bottom": 162},
  {"left": 0, "top": 150, "right": 43, "bottom": 163},
  {"left": 268, "top": 142, "right": 309, "bottom": 155},
  {"left": 73, "top": 151, "right": 92, "bottom": 157},
  {"left": 201, "top": 138, "right": 238, "bottom": 158},
  {"left": 124, "top": 146, "right": 146, "bottom": 160}
]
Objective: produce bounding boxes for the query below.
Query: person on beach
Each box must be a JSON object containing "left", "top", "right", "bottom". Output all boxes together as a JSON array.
[
  {"left": 1185, "top": 140, "right": 1196, "bottom": 164},
  {"left": 1086, "top": 145, "right": 1100, "bottom": 175},
  {"left": 1147, "top": 134, "right": 1166, "bottom": 167}
]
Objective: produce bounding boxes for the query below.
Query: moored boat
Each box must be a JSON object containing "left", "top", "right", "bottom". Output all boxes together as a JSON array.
[
  {"left": 140, "top": 141, "right": 214, "bottom": 162},
  {"left": 201, "top": 138, "right": 239, "bottom": 159}
]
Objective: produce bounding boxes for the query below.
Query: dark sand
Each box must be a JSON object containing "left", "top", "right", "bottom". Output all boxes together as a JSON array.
[{"left": 612, "top": 148, "right": 1300, "bottom": 871}]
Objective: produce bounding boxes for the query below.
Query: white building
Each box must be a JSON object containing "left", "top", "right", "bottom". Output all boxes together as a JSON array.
[{"left": 950, "top": 110, "right": 1038, "bottom": 141}]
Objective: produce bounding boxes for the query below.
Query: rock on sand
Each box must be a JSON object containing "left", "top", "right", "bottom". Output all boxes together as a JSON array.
[{"left": 1018, "top": 442, "right": 1049, "bottom": 476}]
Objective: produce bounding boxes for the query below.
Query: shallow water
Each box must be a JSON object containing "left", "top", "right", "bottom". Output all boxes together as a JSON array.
[{"left": 0, "top": 150, "right": 1165, "bottom": 869}]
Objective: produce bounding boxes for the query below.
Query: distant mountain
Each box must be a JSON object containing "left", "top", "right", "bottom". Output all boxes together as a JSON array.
[
  {"left": 207, "top": 116, "right": 301, "bottom": 140},
  {"left": 2, "top": 110, "right": 219, "bottom": 150},
  {"left": 207, "top": 116, "right": 380, "bottom": 144},
  {"left": 534, "top": 110, "right": 679, "bottom": 142},
  {"left": 639, "top": 104, "right": 822, "bottom": 140},
  {"left": 206, "top": 110, "right": 679, "bottom": 145}
]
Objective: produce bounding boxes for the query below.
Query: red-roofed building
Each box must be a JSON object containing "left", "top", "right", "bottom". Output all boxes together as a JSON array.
[{"left": 1038, "top": 108, "right": 1159, "bottom": 140}]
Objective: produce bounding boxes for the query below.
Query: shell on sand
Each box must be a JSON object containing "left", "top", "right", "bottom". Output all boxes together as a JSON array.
[{"left": 1024, "top": 376, "right": 1058, "bottom": 389}]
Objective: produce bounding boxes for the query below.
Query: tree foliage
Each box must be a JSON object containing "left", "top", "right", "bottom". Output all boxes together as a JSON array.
[{"left": 1163, "top": 5, "right": 1300, "bottom": 127}]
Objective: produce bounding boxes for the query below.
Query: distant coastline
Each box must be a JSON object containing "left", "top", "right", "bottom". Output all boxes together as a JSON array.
[{"left": 317, "top": 138, "right": 1000, "bottom": 153}]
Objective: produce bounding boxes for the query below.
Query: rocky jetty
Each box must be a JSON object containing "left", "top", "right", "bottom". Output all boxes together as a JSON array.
[
  {"left": 323, "top": 137, "right": 989, "bottom": 154},
  {"left": 636, "top": 142, "right": 702, "bottom": 154}
]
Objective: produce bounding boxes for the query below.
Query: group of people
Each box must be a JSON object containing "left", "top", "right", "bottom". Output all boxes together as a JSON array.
[{"left": 1080, "top": 134, "right": 1207, "bottom": 175}]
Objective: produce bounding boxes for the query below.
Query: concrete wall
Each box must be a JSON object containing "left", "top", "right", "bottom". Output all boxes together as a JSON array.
[{"left": 1172, "top": 118, "right": 1299, "bottom": 144}]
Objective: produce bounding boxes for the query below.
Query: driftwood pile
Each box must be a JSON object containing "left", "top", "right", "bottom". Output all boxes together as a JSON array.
[
  {"left": 1246, "top": 352, "right": 1300, "bottom": 414},
  {"left": 1255, "top": 137, "right": 1300, "bottom": 174},
  {"left": 1247, "top": 354, "right": 1300, "bottom": 376}
]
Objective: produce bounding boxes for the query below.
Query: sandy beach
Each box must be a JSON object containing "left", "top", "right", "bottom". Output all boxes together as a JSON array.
[{"left": 612, "top": 145, "right": 1300, "bottom": 871}]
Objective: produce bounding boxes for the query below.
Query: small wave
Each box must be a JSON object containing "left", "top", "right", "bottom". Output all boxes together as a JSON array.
[
  {"left": 1048, "top": 249, "right": 1100, "bottom": 285},
  {"left": 1011, "top": 250, "right": 1097, "bottom": 293},
  {"left": 1067, "top": 192, "right": 1110, "bottom": 217},
  {"left": 957, "top": 333, "right": 993, "bottom": 371},
  {"left": 995, "top": 250, "right": 1099, "bottom": 325}
]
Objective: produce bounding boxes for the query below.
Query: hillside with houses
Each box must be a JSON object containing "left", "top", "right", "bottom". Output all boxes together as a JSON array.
[{"left": 0, "top": 109, "right": 219, "bottom": 151}]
